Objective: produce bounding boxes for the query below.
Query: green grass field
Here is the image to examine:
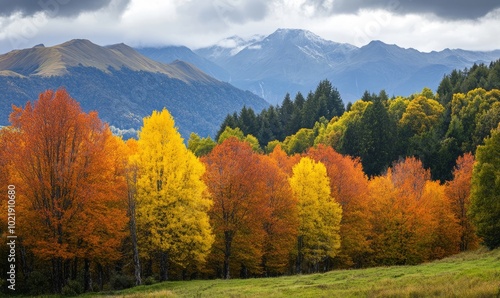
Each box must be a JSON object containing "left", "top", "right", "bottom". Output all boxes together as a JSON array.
[{"left": 98, "top": 248, "right": 500, "bottom": 298}]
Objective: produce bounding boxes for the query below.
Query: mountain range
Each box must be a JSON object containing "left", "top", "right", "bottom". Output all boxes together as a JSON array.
[
  {"left": 0, "top": 39, "right": 268, "bottom": 138},
  {"left": 2, "top": 29, "right": 500, "bottom": 139},
  {"left": 139, "top": 29, "right": 500, "bottom": 104}
]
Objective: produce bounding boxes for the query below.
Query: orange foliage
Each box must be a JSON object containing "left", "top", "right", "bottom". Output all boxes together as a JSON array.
[
  {"left": 446, "top": 153, "right": 479, "bottom": 251},
  {"left": 268, "top": 144, "right": 301, "bottom": 175},
  {"left": 390, "top": 156, "right": 430, "bottom": 201},
  {"left": 259, "top": 154, "right": 298, "bottom": 275},
  {"left": 306, "top": 145, "right": 371, "bottom": 268},
  {"left": 422, "top": 181, "right": 460, "bottom": 259},
  {"left": 368, "top": 175, "right": 405, "bottom": 265},
  {"left": 369, "top": 157, "right": 460, "bottom": 265},
  {"left": 6, "top": 90, "right": 128, "bottom": 290},
  {"left": 202, "top": 138, "right": 270, "bottom": 278},
  {"left": 203, "top": 138, "right": 299, "bottom": 278}
]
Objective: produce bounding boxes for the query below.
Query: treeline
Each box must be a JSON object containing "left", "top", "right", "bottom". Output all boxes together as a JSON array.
[
  {"left": 215, "top": 60, "right": 500, "bottom": 181},
  {"left": 216, "top": 80, "right": 345, "bottom": 146}
]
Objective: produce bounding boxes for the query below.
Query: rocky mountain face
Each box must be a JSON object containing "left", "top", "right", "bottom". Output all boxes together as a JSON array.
[{"left": 0, "top": 40, "right": 268, "bottom": 138}]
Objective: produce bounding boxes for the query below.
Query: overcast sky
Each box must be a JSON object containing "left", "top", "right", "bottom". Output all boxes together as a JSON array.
[{"left": 0, "top": 0, "right": 499, "bottom": 54}]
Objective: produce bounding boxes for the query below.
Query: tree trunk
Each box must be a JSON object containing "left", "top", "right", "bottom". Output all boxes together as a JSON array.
[
  {"left": 52, "top": 257, "right": 63, "bottom": 293},
  {"left": 72, "top": 257, "right": 78, "bottom": 280},
  {"left": 145, "top": 258, "right": 153, "bottom": 278},
  {"left": 159, "top": 251, "right": 169, "bottom": 281},
  {"left": 296, "top": 236, "right": 303, "bottom": 274},
  {"left": 83, "top": 258, "right": 91, "bottom": 292},
  {"left": 223, "top": 231, "right": 234, "bottom": 279},
  {"left": 127, "top": 165, "right": 142, "bottom": 285},
  {"left": 19, "top": 242, "right": 32, "bottom": 280},
  {"left": 97, "top": 262, "right": 104, "bottom": 291}
]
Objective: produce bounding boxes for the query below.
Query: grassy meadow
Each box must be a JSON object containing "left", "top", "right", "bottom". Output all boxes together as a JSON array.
[{"left": 94, "top": 248, "right": 500, "bottom": 298}]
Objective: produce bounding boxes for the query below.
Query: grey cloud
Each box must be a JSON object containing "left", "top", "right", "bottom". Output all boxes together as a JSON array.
[
  {"left": 0, "top": 0, "right": 130, "bottom": 17},
  {"left": 303, "top": 0, "right": 500, "bottom": 20},
  {"left": 182, "top": 0, "right": 269, "bottom": 26}
]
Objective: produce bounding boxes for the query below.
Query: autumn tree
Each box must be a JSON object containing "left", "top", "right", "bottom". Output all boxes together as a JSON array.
[
  {"left": 202, "top": 138, "right": 269, "bottom": 279},
  {"left": 187, "top": 133, "right": 216, "bottom": 157},
  {"left": 134, "top": 109, "right": 214, "bottom": 281},
  {"left": 289, "top": 157, "right": 342, "bottom": 273},
  {"left": 390, "top": 157, "right": 435, "bottom": 262},
  {"left": 470, "top": 123, "right": 500, "bottom": 249},
  {"left": 368, "top": 175, "right": 405, "bottom": 265},
  {"left": 369, "top": 158, "right": 431, "bottom": 265},
  {"left": 282, "top": 128, "right": 315, "bottom": 155},
  {"left": 446, "top": 153, "right": 479, "bottom": 251},
  {"left": 268, "top": 144, "right": 301, "bottom": 176},
  {"left": 7, "top": 89, "right": 128, "bottom": 293},
  {"left": 307, "top": 145, "right": 371, "bottom": 268},
  {"left": 217, "top": 126, "right": 261, "bottom": 152},
  {"left": 370, "top": 157, "right": 460, "bottom": 265},
  {"left": 259, "top": 155, "right": 299, "bottom": 275},
  {"left": 124, "top": 138, "right": 142, "bottom": 285},
  {"left": 422, "top": 180, "right": 460, "bottom": 259}
]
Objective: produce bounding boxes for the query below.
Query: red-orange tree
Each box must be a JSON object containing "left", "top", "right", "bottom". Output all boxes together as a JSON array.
[
  {"left": 259, "top": 154, "right": 298, "bottom": 275},
  {"left": 202, "top": 138, "right": 269, "bottom": 279},
  {"left": 446, "top": 153, "right": 479, "bottom": 251},
  {"left": 7, "top": 89, "right": 128, "bottom": 293}
]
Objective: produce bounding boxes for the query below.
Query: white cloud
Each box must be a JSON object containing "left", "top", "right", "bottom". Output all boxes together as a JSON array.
[{"left": 0, "top": 0, "right": 499, "bottom": 53}]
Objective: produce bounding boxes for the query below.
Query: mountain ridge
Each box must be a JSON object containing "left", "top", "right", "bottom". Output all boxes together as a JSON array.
[
  {"left": 0, "top": 39, "right": 220, "bottom": 84},
  {"left": 189, "top": 28, "right": 500, "bottom": 104},
  {"left": 0, "top": 39, "right": 268, "bottom": 138}
]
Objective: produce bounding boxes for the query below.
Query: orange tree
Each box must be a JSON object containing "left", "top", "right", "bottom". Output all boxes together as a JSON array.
[
  {"left": 203, "top": 138, "right": 276, "bottom": 279},
  {"left": 6, "top": 89, "right": 128, "bottom": 293}
]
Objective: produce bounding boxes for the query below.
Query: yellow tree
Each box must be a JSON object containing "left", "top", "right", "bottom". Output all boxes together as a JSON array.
[
  {"left": 289, "top": 157, "right": 342, "bottom": 273},
  {"left": 368, "top": 175, "right": 404, "bottom": 265},
  {"left": 134, "top": 109, "right": 214, "bottom": 281}
]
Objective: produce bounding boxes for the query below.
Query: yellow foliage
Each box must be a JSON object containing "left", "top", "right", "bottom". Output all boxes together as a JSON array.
[
  {"left": 134, "top": 109, "right": 214, "bottom": 267},
  {"left": 289, "top": 157, "right": 342, "bottom": 267}
]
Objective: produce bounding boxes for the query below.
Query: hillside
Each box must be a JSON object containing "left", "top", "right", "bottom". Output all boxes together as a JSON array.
[
  {"left": 135, "top": 46, "right": 230, "bottom": 81},
  {"left": 107, "top": 248, "right": 500, "bottom": 297},
  {"left": 0, "top": 40, "right": 268, "bottom": 138}
]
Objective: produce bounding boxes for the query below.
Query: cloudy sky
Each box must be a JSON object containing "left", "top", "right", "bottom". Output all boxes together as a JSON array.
[{"left": 0, "top": 0, "right": 499, "bottom": 54}]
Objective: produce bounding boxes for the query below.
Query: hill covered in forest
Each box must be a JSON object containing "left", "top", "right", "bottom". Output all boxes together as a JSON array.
[{"left": 0, "top": 40, "right": 268, "bottom": 138}]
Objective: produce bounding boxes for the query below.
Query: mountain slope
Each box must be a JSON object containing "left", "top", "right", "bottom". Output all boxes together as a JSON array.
[
  {"left": 0, "top": 40, "right": 268, "bottom": 138},
  {"left": 194, "top": 34, "right": 265, "bottom": 65},
  {"left": 195, "top": 29, "right": 500, "bottom": 104},
  {"left": 136, "top": 45, "right": 230, "bottom": 81}
]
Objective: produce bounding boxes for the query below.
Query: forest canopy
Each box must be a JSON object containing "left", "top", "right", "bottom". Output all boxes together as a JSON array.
[{"left": 1, "top": 60, "right": 499, "bottom": 295}]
